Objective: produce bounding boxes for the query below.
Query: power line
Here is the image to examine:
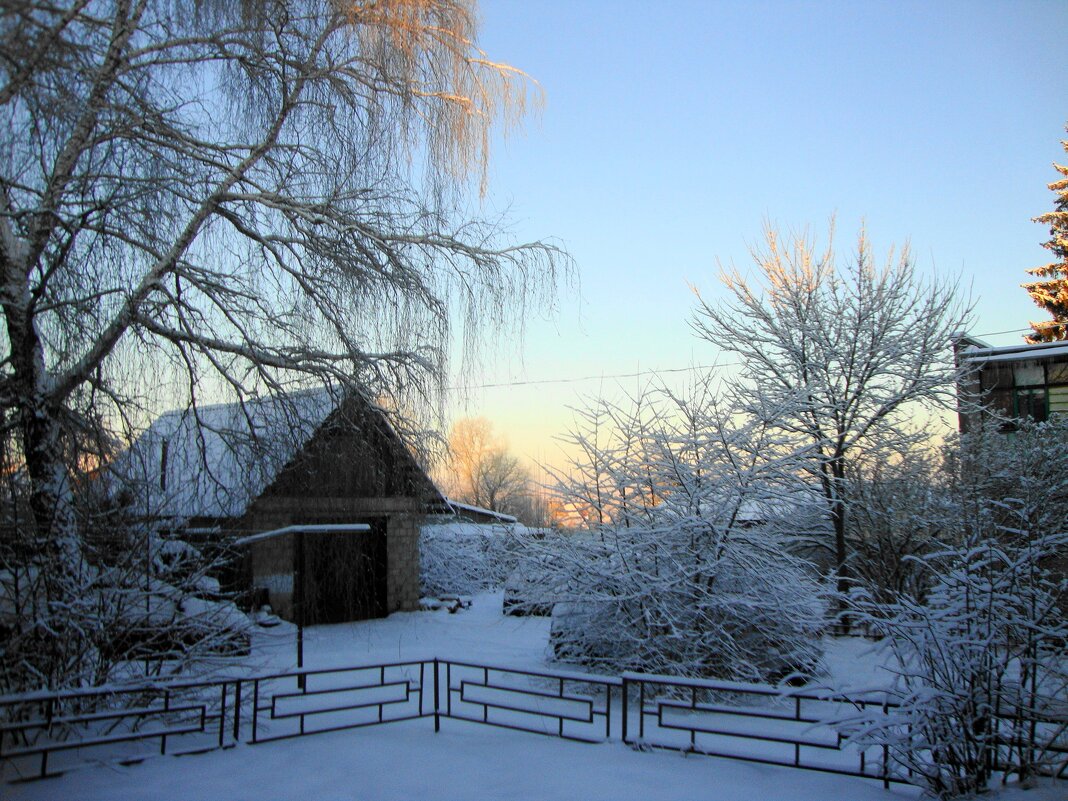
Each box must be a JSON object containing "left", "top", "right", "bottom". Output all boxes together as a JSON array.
[
  {"left": 450, "top": 362, "right": 738, "bottom": 391},
  {"left": 974, "top": 327, "right": 1031, "bottom": 337},
  {"left": 451, "top": 327, "right": 1031, "bottom": 391}
]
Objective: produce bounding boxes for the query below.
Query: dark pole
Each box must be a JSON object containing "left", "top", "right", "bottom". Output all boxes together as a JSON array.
[{"left": 296, "top": 529, "right": 305, "bottom": 690}]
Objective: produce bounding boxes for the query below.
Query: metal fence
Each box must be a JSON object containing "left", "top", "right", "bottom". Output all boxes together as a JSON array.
[
  {"left": 620, "top": 671, "right": 901, "bottom": 788},
  {"left": 441, "top": 659, "right": 621, "bottom": 743},
  {"left": 0, "top": 660, "right": 432, "bottom": 781},
  {"left": 7, "top": 658, "right": 1060, "bottom": 789},
  {"left": 0, "top": 676, "right": 246, "bottom": 780}
]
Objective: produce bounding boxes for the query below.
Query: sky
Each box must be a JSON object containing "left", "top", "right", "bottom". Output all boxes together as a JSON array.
[{"left": 444, "top": 0, "right": 1068, "bottom": 472}]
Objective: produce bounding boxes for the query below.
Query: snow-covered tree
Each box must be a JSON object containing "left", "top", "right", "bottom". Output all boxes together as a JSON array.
[
  {"left": 0, "top": 0, "right": 564, "bottom": 690},
  {"left": 530, "top": 380, "right": 825, "bottom": 682},
  {"left": 1024, "top": 127, "right": 1068, "bottom": 343},
  {"left": 419, "top": 519, "right": 519, "bottom": 598},
  {"left": 690, "top": 223, "right": 971, "bottom": 610},
  {"left": 845, "top": 419, "right": 1068, "bottom": 797},
  {"left": 842, "top": 446, "right": 952, "bottom": 607}
]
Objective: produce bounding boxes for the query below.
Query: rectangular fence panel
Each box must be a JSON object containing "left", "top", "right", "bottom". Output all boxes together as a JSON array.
[
  {"left": 619, "top": 671, "right": 904, "bottom": 788},
  {"left": 248, "top": 661, "right": 428, "bottom": 745},
  {"left": 441, "top": 660, "right": 621, "bottom": 743},
  {"left": 0, "top": 680, "right": 242, "bottom": 780}
]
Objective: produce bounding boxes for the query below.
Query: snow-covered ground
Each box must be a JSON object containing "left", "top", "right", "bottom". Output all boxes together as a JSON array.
[
  {"left": 5, "top": 593, "right": 1065, "bottom": 801},
  {"left": 10, "top": 717, "right": 927, "bottom": 801},
  {"left": 248, "top": 590, "right": 552, "bottom": 674}
]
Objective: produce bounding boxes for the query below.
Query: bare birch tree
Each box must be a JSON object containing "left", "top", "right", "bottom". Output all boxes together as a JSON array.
[
  {"left": 0, "top": 0, "right": 565, "bottom": 689},
  {"left": 690, "top": 224, "right": 970, "bottom": 608}
]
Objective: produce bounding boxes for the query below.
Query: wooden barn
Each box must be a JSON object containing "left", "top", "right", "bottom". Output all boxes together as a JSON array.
[{"left": 116, "top": 387, "right": 445, "bottom": 624}]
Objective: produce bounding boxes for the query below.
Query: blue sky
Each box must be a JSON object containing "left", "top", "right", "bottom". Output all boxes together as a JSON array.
[{"left": 449, "top": 0, "right": 1068, "bottom": 468}]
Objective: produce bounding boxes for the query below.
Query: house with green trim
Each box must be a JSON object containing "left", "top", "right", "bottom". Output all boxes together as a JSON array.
[{"left": 953, "top": 335, "right": 1068, "bottom": 432}]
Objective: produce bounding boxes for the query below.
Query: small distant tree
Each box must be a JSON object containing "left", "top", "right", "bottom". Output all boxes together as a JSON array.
[
  {"left": 446, "top": 417, "right": 531, "bottom": 516},
  {"left": 690, "top": 223, "right": 971, "bottom": 610},
  {"left": 1024, "top": 127, "right": 1068, "bottom": 343}
]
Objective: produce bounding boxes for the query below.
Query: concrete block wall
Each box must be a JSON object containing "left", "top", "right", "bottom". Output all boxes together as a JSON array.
[
  {"left": 238, "top": 498, "right": 426, "bottom": 619},
  {"left": 386, "top": 514, "right": 420, "bottom": 612}
]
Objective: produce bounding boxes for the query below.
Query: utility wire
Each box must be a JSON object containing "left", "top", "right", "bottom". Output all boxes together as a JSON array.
[
  {"left": 973, "top": 327, "right": 1031, "bottom": 337},
  {"left": 449, "top": 362, "right": 737, "bottom": 391},
  {"left": 450, "top": 327, "right": 1032, "bottom": 391}
]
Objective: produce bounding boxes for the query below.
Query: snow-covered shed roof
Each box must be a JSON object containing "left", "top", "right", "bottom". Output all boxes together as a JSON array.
[
  {"left": 956, "top": 337, "right": 1068, "bottom": 365},
  {"left": 444, "top": 498, "right": 518, "bottom": 524},
  {"left": 113, "top": 387, "right": 344, "bottom": 520}
]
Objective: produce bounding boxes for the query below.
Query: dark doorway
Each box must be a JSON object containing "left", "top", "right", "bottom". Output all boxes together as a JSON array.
[{"left": 301, "top": 519, "right": 387, "bottom": 624}]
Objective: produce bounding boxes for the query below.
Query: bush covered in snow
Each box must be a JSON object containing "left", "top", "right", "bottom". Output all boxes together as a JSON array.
[
  {"left": 531, "top": 382, "right": 826, "bottom": 683},
  {"left": 539, "top": 520, "right": 825, "bottom": 681},
  {"left": 844, "top": 420, "right": 1068, "bottom": 798},
  {"left": 1, "top": 516, "right": 250, "bottom": 694},
  {"left": 419, "top": 520, "right": 523, "bottom": 598}
]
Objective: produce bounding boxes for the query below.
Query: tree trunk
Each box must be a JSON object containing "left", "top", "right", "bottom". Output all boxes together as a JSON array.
[
  {"left": 823, "top": 456, "right": 851, "bottom": 633},
  {"left": 5, "top": 290, "right": 91, "bottom": 688}
]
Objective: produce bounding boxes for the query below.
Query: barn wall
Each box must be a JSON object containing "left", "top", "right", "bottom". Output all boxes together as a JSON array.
[
  {"left": 386, "top": 514, "right": 420, "bottom": 612},
  {"left": 239, "top": 496, "right": 425, "bottom": 618}
]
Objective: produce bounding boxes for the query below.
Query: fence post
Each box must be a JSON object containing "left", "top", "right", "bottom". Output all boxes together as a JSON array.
[
  {"left": 883, "top": 701, "right": 890, "bottom": 790},
  {"left": 639, "top": 680, "right": 645, "bottom": 740},
  {"left": 233, "top": 680, "right": 242, "bottom": 743},
  {"left": 218, "top": 684, "right": 227, "bottom": 749},
  {"left": 621, "top": 676, "right": 629, "bottom": 744},
  {"left": 161, "top": 690, "right": 170, "bottom": 755},
  {"left": 251, "top": 680, "right": 260, "bottom": 744},
  {"left": 605, "top": 684, "right": 612, "bottom": 740},
  {"left": 40, "top": 697, "right": 54, "bottom": 779},
  {"left": 433, "top": 658, "right": 440, "bottom": 733},
  {"left": 794, "top": 696, "right": 802, "bottom": 766}
]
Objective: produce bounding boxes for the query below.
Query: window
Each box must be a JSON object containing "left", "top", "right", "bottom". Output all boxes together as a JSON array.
[
  {"left": 1014, "top": 387, "right": 1048, "bottom": 422},
  {"left": 1048, "top": 361, "right": 1068, "bottom": 385}
]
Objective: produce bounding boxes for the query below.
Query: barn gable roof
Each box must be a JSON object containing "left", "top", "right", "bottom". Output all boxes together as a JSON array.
[{"left": 113, "top": 388, "right": 440, "bottom": 521}]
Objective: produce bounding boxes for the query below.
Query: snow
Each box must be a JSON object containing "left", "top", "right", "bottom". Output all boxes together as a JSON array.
[
  {"left": 6, "top": 719, "right": 933, "bottom": 801},
  {"left": 968, "top": 345, "right": 1068, "bottom": 363},
  {"left": 247, "top": 591, "right": 551, "bottom": 674},
  {"left": 233, "top": 523, "right": 371, "bottom": 546},
  {"left": 3, "top": 594, "right": 1064, "bottom": 801},
  {"left": 444, "top": 498, "right": 518, "bottom": 523}
]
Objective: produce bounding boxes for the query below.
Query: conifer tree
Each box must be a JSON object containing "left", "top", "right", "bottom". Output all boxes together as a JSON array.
[{"left": 1024, "top": 129, "right": 1068, "bottom": 343}]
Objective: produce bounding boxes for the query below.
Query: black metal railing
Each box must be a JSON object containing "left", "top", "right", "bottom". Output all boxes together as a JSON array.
[
  {"left": 6, "top": 659, "right": 1062, "bottom": 788},
  {"left": 248, "top": 659, "right": 429, "bottom": 744},
  {"left": 0, "top": 676, "right": 245, "bottom": 780},
  {"left": 620, "top": 671, "right": 903, "bottom": 788},
  {"left": 0, "top": 659, "right": 432, "bottom": 781},
  {"left": 442, "top": 659, "right": 621, "bottom": 743}
]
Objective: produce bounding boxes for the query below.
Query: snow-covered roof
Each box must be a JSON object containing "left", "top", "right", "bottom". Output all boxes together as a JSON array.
[
  {"left": 233, "top": 523, "right": 371, "bottom": 546},
  {"left": 112, "top": 388, "right": 341, "bottom": 520},
  {"left": 444, "top": 498, "right": 518, "bottom": 524},
  {"left": 959, "top": 338, "right": 1068, "bottom": 364}
]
